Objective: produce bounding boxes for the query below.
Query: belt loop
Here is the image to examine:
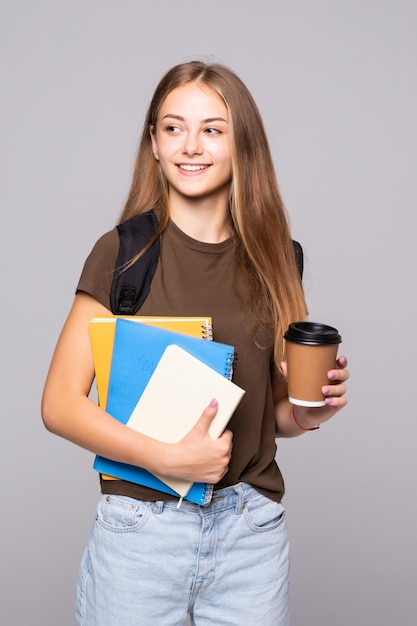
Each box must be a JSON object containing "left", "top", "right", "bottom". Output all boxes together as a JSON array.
[
  {"left": 152, "top": 500, "right": 164, "bottom": 514},
  {"left": 233, "top": 483, "right": 244, "bottom": 515}
]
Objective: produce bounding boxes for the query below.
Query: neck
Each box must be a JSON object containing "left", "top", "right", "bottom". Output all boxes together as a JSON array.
[{"left": 168, "top": 190, "right": 232, "bottom": 243}]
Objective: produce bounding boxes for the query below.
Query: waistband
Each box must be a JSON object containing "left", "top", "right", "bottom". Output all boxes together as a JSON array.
[{"left": 153, "top": 482, "right": 265, "bottom": 515}]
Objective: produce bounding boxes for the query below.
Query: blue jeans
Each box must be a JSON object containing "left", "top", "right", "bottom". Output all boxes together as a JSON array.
[{"left": 76, "top": 483, "right": 290, "bottom": 625}]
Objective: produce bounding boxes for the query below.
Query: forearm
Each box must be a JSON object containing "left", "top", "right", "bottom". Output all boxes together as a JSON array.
[
  {"left": 41, "top": 391, "right": 168, "bottom": 475},
  {"left": 41, "top": 385, "right": 231, "bottom": 485}
]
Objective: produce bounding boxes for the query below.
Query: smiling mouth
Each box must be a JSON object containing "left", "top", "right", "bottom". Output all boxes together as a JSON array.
[{"left": 177, "top": 164, "right": 210, "bottom": 172}]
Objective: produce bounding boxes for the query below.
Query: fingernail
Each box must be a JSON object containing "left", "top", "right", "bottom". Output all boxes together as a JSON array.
[
  {"left": 210, "top": 398, "right": 218, "bottom": 408},
  {"left": 322, "top": 386, "right": 330, "bottom": 395},
  {"left": 328, "top": 371, "right": 336, "bottom": 380},
  {"left": 325, "top": 397, "right": 334, "bottom": 404}
]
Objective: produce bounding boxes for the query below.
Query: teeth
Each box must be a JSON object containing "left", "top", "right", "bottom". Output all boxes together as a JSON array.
[{"left": 178, "top": 164, "right": 208, "bottom": 171}]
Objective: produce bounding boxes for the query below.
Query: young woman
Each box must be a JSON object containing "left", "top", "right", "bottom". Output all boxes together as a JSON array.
[{"left": 42, "top": 61, "right": 349, "bottom": 626}]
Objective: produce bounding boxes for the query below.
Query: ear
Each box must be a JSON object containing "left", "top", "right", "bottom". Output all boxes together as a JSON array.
[{"left": 150, "top": 126, "right": 159, "bottom": 160}]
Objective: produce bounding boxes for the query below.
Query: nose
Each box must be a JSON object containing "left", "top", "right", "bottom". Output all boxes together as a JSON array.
[{"left": 182, "top": 130, "right": 203, "bottom": 156}]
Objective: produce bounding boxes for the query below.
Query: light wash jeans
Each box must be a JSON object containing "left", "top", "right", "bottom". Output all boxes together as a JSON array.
[{"left": 76, "top": 483, "right": 290, "bottom": 626}]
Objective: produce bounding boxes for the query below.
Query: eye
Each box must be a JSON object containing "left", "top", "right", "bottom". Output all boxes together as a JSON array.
[
  {"left": 164, "top": 124, "right": 181, "bottom": 134},
  {"left": 205, "top": 127, "right": 221, "bottom": 134}
]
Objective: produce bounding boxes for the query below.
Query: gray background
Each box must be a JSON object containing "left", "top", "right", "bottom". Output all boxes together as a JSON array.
[{"left": 1, "top": 1, "right": 416, "bottom": 624}]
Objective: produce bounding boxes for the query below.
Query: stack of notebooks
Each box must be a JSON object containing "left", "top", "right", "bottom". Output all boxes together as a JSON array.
[{"left": 89, "top": 316, "right": 245, "bottom": 505}]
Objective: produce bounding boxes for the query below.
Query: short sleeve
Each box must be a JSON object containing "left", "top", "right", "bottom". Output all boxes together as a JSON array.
[{"left": 76, "top": 228, "right": 119, "bottom": 310}]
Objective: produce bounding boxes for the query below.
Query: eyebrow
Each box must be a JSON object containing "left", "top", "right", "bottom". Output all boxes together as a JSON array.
[{"left": 161, "top": 114, "right": 228, "bottom": 124}]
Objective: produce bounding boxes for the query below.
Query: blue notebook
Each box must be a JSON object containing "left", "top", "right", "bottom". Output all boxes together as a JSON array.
[{"left": 94, "top": 319, "right": 236, "bottom": 505}]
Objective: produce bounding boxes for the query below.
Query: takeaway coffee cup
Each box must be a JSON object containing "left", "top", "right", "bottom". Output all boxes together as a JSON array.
[{"left": 284, "top": 322, "right": 342, "bottom": 407}]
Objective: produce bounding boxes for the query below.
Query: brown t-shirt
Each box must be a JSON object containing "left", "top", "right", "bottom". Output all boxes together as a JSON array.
[{"left": 77, "top": 220, "right": 285, "bottom": 502}]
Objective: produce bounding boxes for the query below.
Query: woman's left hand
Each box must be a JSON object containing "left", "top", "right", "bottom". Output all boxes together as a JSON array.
[
  {"left": 280, "top": 356, "right": 350, "bottom": 430},
  {"left": 301, "top": 355, "right": 349, "bottom": 427}
]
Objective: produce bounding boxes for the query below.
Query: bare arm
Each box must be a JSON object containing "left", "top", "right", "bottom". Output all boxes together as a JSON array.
[
  {"left": 274, "top": 356, "right": 349, "bottom": 437},
  {"left": 41, "top": 293, "right": 232, "bottom": 483}
]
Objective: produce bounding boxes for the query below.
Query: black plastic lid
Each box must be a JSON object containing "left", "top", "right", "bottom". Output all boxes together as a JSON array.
[{"left": 284, "top": 321, "right": 342, "bottom": 345}]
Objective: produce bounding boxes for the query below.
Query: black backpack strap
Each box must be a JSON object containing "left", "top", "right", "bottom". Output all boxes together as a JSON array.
[
  {"left": 110, "top": 210, "right": 160, "bottom": 315},
  {"left": 292, "top": 240, "right": 304, "bottom": 279}
]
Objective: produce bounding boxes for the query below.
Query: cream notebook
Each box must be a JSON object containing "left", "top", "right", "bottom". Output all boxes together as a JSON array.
[{"left": 126, "top": 344, "right": 245, "bottom": 497}]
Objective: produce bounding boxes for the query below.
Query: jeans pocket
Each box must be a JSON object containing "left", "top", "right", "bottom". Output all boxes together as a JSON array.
[
  {"left": 243, "top": 494, "right": 286, "bottom": 533},
  {"left": 96, "top": 494, "right": 150, "bottom": 532}
]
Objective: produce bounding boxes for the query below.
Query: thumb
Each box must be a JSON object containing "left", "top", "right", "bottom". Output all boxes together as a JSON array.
[{"left": 194, "top": 398, "right": 218, "bottom": 434}]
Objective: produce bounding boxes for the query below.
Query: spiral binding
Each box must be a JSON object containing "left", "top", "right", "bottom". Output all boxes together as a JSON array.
[
  {"left": 202, "top": 483, "right": 214, "bottom": 505},
  {"left": 225, "top": 352, "right": 234, "bottom": 381},
  {"left": 202, "top": 322, "right": 213, "bottom": 341}
]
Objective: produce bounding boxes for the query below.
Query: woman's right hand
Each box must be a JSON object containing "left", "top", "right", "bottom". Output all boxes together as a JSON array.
[{"left": 163, "top": 400, "right": 233, "bottom": 484}]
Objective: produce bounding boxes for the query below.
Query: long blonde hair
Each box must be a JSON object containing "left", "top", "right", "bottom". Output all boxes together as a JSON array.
[{"left": 119, "top": 61, "right": 307, "bottom": 365}]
